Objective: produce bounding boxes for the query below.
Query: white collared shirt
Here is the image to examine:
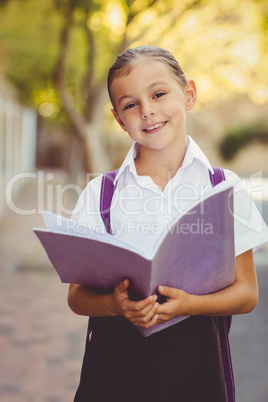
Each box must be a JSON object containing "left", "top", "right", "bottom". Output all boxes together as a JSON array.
[{"left": 72, "top": 136, "right": 268, "bottom": 256}]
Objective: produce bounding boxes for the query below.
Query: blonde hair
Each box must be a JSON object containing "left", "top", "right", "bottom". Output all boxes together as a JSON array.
[{"left": 107, "top": 45, "right": 187, "bottom": 108}]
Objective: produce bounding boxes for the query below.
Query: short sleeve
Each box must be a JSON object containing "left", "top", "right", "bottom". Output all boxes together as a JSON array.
[
  {"left": 71, "top": 175, "right": 106, "bottom": 234},
  {"left": 224, "top": 169, "right": 268, "bottom": 256}
]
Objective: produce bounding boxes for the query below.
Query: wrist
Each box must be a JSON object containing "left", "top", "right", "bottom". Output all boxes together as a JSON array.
[
  {"left": 186, "top": 293, "right": 205, "bottom": 316},
  {"left": 108, "top": 292, "right": 121, "bottom": 317}
]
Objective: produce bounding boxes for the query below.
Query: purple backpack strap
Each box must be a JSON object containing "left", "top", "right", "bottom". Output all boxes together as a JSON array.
[
  {"left": 209, "top": 166, "right": 226, "bottom": 187},
  {"left": 100, "top": 170, "right": 118, "bottom": 234},
  {"left": 210, "top": 167, "right": 235, "bottom": 402}
]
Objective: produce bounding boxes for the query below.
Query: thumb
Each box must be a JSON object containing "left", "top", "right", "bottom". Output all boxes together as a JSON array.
[
  {"left": 116, "top": 278, "right": 130, "bottom": 293},
  {"left": 158, "top": 285, "right": 178, "bottom": 299}
]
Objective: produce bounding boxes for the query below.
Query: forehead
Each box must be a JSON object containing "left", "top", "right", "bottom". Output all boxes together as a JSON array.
[{"left": 110, "top": 59, "right": 182, "bottom": 103}]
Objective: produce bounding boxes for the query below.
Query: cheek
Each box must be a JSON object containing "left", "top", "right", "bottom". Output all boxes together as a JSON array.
[
  {"left": 163, "top": 95, "right": 186, "bottom": 114},
  {"left": 124, "top": 115, "right": 138, "bottom": 130},
  {"left": 116, "top": 112, "right": 133, "bottom": 130},
  {"left": 167, "top": 103, "right": 185, "bottom": 119}
]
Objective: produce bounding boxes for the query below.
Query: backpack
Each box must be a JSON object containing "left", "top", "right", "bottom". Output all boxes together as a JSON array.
[{"left": 98, "top": 167, "right": 235, "bottom": 402}]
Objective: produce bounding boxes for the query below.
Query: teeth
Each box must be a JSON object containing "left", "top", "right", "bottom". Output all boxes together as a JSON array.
[{"left": 145, "top": 123, "right": 164, "bottom": 131}]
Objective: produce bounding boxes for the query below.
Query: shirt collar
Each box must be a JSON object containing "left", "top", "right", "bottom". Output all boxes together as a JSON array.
[
  {"left": 183, "top": 136, "right": 214, "bottom": 173},
  {"left": 113, "top": 135, "right": 214, "bottom": 185},
  {"left": 114, "top": 142, "right": 138, "bottom": 184}
]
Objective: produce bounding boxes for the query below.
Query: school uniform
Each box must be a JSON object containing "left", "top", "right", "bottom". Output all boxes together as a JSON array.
[{"left": 72, "top": 136, "right": 268, "bottom": 402}]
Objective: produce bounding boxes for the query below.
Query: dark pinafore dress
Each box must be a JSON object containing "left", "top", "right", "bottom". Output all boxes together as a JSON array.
[{"left": 74, "top": 168, "right": 235, "bottom": 402}]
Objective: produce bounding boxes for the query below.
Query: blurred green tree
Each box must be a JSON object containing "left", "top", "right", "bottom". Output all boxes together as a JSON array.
[
  {"left": 0, "top": 0, "right": 267, "bottom": 171},
  {"left": 220, "top": 120, "right": 268, "bottom": 161},
  {"left": 0, "top": 0, "right": 205, "bottom": 171}
]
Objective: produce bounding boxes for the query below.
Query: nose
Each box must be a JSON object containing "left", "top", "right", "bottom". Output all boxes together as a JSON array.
[{"left": 141, "top": 101, "right": 155, "bottom": 119}]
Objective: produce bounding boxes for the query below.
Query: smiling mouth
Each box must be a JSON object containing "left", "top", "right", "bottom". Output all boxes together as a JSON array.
[{"left": 143, "top": 121, "right": 167, "bottom": 132}]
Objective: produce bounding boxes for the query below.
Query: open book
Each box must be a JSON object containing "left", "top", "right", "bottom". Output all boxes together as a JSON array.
[{"left": 34, "top": 182, "right": 235, "bottom": 336}]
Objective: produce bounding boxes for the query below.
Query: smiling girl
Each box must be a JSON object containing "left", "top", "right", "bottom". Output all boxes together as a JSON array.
[{"left": 68, "top": 46, "right": 267, "bottom": 402}]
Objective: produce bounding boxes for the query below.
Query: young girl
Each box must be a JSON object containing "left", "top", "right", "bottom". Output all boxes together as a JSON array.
[{"left": 68, "top": 46, "right": 267, "bottom": 402}]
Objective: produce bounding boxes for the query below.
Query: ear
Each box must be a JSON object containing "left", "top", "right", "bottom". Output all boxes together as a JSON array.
[
  {"left": 111, "top": 109, "right": 127, "bottom": 132},
  {"left": 185, "top": 79, "right": 197, "bottom": 111}
]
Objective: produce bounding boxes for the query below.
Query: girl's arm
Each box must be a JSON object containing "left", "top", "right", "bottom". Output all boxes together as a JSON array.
[
  {"left": 156, "top": 249, "right": 258, "bottom": 323},
  {"left": 68, "top": 279, "right": 159, "bottom": 328}
]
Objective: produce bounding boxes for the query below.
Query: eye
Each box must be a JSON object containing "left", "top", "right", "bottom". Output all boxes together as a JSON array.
[
  {"left": 123, "top": 102, "right": 136, "bottom": 110},
  {"left": 154, "top": 92, "right": 166, "bottom": 99}
]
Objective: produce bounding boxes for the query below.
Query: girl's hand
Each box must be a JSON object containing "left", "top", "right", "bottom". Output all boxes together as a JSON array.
[
  {"left": 155, "top": 250, "right": 258, "bottom": 323},
  {"left": 112, "top": 279, "right": 159, "bottom": 328},
  {"left": 155, "top": 285, "right": 191, "bottom": 323}
]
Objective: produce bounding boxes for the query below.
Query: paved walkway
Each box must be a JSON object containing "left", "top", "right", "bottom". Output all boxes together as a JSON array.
[
  {"left": 0, "top": 174, "right": 86, "bottom": 402},
  {"left": 0, "top": 173, "right": 267, "bottom": 401}
]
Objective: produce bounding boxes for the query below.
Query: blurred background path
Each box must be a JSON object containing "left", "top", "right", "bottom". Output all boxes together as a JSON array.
[
  {"left": 0, "top": 172, "right": 267, "bottom": 402},
  {"left": 0, "top": 173, "right": 87, "bottom": 402}
]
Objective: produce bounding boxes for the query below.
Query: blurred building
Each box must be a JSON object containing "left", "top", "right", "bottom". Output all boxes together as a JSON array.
[{"left": 0, "top": 76, "right": 37, "bottom": 218}]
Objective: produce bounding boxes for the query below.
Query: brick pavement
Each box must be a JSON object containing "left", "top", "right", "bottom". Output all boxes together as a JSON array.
[
  {"left": 0, "top": 174, "right": 86, "bottom": 402},
  {"left": 0, "top": 271, "right": 86, "bottom": 402}
]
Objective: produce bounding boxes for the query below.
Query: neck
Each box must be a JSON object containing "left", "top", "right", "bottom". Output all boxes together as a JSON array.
[{"left": 135, "top": 137, "right": 187, "bottom": 190}]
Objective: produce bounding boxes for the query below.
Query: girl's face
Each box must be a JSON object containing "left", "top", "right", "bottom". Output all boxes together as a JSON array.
[{"left": 110, "top": 58, "right": 196, "bottom": 153}]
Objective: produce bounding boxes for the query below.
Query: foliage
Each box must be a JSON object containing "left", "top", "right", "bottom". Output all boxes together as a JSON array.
[
  {"left": 0, "top": 0, "right": 268, "bottom": 171},
  {"left": 0, "top": 0, "right": 61, "bottom": 105},
  {"left": 0, "top": 0, "right": 267, "bottom": 113},
  {"left": 219, "top": 120, "right": 268, "bottom": 160}
]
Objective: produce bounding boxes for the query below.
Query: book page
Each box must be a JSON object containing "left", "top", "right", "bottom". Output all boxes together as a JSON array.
[{"left": 38, "top": 211, "right": 145, "bottom": 257}]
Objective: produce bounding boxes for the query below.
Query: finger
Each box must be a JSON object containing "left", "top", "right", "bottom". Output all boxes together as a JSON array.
[
  {"left": 143, "top": 313, "right": 159, "bottom": 328},
  {"left": 154, "top": 305, "right": 168, "bottom": 321},
  {"left": 150, "top": 313, "right": 158, "bottom": 326},
  {"left": 124, "top": 299, "right": 158, "bottom": 324},
  {"left": 115, "top": 279, "right": 130, "bottom": 293},
  {"left": 154, "top": 315, "right": 166, "bottom": 324},
  {"left": 158, "top": 285, "right": 179, "bottom": 299},
  {"left": 132, "top": 312, "right": 159, "bottom": 328},
  {"left": 134, "top": 301, "right": 159, "bottom": 322},
  {"left": 154, "top": 307, "right": 173, "bottom": 324},
  {"left": 126, "top": 294, "right": 158, "bottom": 313},
  {"left": 143, "top": 302, "right": 159, "bottom": 322},
  {"left": 137, "top": 297, "right": 159, "bottom": 316},
  {"left": 153, "top": 300, "right": 175, "bottom": 321}
]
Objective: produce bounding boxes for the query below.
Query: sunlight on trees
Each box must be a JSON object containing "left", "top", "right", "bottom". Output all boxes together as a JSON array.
[
  {"left": 32, "top": 88, "right": 61, "bottom": 118},
  {"left": 157, "top": 0, "right": 268, "bottom": 107},
  {"left": 105, "top": 2, "right": 126, "bottom": 34},
  {"left": 0, "top": 0, "right": 267, "bottom": 171}
]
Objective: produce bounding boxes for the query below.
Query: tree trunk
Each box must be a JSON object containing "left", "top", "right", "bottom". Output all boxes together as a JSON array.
[
  {"left": 84, "top": 84, "right": 112, "bottom": 174},
  {"left": 84, "top": 120, "right": 111, "bottom": 174}
]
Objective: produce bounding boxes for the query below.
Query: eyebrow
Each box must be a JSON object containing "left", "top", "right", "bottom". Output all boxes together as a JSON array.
[{"left": 117, "top": 81, "right": 170, "bottom": 106}]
